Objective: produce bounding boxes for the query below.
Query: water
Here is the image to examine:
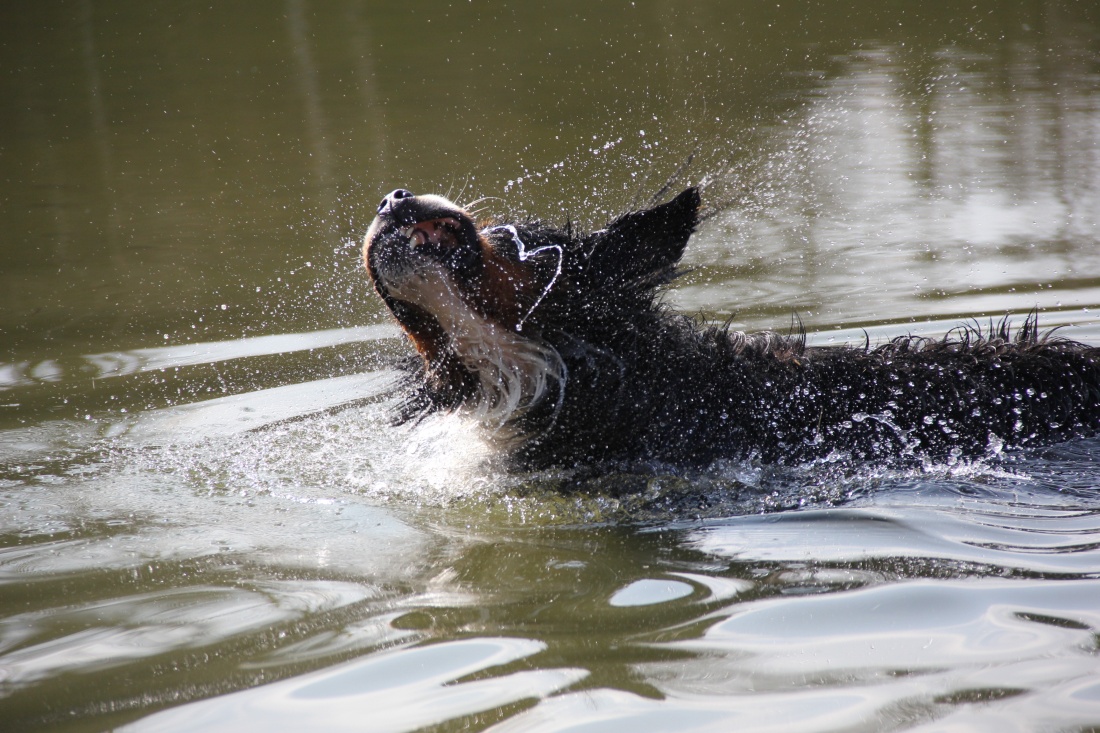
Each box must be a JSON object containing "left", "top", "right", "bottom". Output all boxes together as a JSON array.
[{"left": 3, "top": 2, "right": 1100, "bottom": 731}]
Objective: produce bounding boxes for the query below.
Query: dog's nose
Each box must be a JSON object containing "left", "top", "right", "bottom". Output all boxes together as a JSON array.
[{"left": 378, "top": 189, "right": 414, "bottom": 214}]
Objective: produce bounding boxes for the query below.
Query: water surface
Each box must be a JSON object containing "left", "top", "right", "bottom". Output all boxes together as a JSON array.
[{"left": 3, "top": 2, "right": 1100, "bottom": 731}]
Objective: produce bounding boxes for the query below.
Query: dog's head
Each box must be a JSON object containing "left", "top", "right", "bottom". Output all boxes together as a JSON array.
[
  {"left": 364, "top": 190, "right": 562, "bottom": 364},
  {"left": 364, "top": 186, "right": 701, "bottom": 417}
]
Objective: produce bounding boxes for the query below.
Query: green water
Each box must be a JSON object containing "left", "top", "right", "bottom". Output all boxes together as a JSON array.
[{"left": 3, "top": 2, "right": 1100, "bottom": 731}]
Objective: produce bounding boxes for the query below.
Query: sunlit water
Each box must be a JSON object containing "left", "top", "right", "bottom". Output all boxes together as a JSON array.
[
  {"left": 4, "top": 3, "right": 1100, "bottom": 732},
  {"left": 6, "top": 315, "right": 1100, "bottom": 732}
]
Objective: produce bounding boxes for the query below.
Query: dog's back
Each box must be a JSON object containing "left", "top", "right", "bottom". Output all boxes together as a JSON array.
[{"left": 364, "top": 187, "right": 1100, "bottom": 469}]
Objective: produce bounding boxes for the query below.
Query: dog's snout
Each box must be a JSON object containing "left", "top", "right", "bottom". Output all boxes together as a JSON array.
[{"left": 378, "top": 189, "right": 414, "bottom": 215}]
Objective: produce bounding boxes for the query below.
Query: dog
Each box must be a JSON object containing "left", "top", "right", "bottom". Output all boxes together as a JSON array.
[{"left": 363, "top": 186, "right": 1100, "bottom": 469}]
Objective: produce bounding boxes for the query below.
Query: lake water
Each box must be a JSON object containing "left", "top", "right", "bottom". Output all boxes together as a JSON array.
[{"left": 3, "top": 2, "right": 1100, "bottom": 731}]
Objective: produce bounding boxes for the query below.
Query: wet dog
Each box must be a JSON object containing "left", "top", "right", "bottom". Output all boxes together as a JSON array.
[{"left": 364, "top": 187, "right": 1100, "bottom": 468}]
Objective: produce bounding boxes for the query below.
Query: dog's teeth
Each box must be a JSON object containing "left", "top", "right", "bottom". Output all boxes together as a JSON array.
[{"left": 399, "top": 226, "right": 413, "bottom": 238}]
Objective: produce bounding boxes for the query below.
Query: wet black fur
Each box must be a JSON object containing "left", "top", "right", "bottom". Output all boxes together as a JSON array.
[{"left": 398, "top": 188, "right": 1100, "bottom": 468}]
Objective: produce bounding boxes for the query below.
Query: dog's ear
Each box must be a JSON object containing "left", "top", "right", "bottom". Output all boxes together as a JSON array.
[{"left": 588, "top": 187, "right": 700, "bottom": 289}]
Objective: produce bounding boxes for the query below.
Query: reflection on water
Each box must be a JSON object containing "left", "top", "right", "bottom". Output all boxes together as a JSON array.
[
  {"left": 491, "top": 582, "right": 1100, "bottom": 732},
  {"left": 2, "top": 1, "right": 1100, "bottom": 732},
  {"left": 124, "top": 638, "right": 587, "bottom": 733},
  {"left": 683, "top": 43, "right": 1100, "bottom": 325},
  {"left": 3, "top": 323, "right": 1100, "bottom": 731}
]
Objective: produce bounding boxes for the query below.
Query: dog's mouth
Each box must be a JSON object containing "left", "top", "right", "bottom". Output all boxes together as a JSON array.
[
  {"left": 369, "top": 214, "right": 480, "bottom": 290},
  {"left": 397, "top": 218, "right": 464, "bottom": 248},
  {"left": 364, "top": 190, "right": 484, "bottom": 289}
]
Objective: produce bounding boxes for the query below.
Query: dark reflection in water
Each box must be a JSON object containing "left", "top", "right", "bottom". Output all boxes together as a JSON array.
[
  {"left": 2, "top": 2, "right": 1100, "bottom": 732},
  {"left": 2, "top": 2, "right": 1099, "bottom": 357}
]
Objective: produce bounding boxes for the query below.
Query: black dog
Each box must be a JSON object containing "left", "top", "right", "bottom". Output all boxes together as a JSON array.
[{"left": 364, "top": 187, "right": 1100, "bottom": 468}]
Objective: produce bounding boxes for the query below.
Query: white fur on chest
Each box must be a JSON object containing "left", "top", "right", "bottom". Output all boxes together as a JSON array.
[{"left": 388, "top": 263, "right": 565, "bottom": 433}]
